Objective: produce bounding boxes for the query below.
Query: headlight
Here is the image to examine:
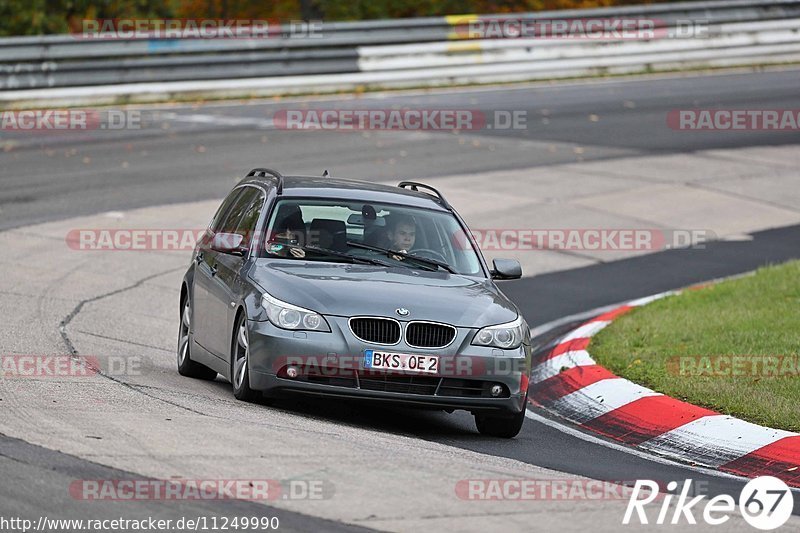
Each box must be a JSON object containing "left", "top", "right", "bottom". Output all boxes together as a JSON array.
[
  {"left": 261, "top": 292, "right": 330, "bottom": 332},
  {"left": 471, "top": 316, "right": 528, "bottom": 349}
]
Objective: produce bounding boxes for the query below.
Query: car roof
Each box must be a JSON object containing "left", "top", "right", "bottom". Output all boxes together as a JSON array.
[{"left": 242, "top": 174, "right": 450, "bottom": 211}]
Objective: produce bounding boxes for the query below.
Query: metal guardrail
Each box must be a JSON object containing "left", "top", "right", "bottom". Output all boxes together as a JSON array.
[{"left": 0, "top": 0, "right": 798, "bottom": 104}]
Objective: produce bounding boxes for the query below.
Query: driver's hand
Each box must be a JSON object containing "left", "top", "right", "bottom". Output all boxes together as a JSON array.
[{"left": 390, "top": 249, "right": 407, "bottom": 261}]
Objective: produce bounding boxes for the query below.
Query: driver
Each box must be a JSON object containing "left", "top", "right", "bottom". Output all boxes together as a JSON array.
[{"left": 267, "top": 206, "right": 306, "bottom": 258}]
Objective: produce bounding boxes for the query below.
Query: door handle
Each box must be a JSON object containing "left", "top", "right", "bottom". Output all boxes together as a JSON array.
[
  {"left": 210, "top": 264, "right": 218, "bottom": 276},
  {"left": 195, "top": 252, "right": 204, "bottom": 264}
]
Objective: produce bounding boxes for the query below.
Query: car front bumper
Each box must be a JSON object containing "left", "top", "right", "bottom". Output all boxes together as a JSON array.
[{"left": 246, "top": 317, "right": 530, "bottom": 415}]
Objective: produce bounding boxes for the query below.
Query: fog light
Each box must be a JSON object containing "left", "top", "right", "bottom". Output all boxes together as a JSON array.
[
  {"left": 490, "top": 384, "right": 503, "bottom": 397},
  {"left": 286, "top": 366, "right": 299, "bottom": 379}
]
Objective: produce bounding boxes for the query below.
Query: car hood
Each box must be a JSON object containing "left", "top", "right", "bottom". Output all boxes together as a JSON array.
[{"left": 250, "top": 260, "right": 518, "bottom": 328}]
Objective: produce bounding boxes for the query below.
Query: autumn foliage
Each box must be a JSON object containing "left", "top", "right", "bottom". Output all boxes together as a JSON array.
[{"left": 1, "top": 0, "right": 663, "bottom": 36}]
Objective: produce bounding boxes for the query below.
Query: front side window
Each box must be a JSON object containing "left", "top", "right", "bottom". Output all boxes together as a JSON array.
[{"left": 261, "top": 199, "right": 484, "bottom": 276}]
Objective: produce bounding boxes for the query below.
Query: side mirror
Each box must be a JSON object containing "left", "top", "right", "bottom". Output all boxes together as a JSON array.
[
  {"left": 490, "top": 258, "right": 522, "bottom": 280},
  {"left": 212, "top": 232, "right": 247, "bottom": 256}
]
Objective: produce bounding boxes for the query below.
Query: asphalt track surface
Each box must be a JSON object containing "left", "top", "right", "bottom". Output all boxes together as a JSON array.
[
  {"left": 3, "top": 68, "right": 800, "bottom": 231},
  {"left": 0, "top": 434, "right": 370, "bottom": 533},
  {"left": 2, "top": 68, "right": 800, "bottom": 525}
]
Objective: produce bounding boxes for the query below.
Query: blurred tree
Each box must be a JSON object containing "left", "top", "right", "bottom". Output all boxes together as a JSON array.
[
  {"left": 0, "top": 0, "right": 665, "bottom": 35},
  {"left": 173, "top": 0, "right": 298, "bottom": 19},
  {"left": 0, "top": 0, "right": 175, "bottom": 35}
]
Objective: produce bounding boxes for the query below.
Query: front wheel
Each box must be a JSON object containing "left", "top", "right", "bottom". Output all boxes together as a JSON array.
[
  {"left": 177, "top": 294, "right": 217, "bottom": 380},
  {"left": 475, "top": 402, "right": 526, "bottom": 438},
  {"left": 231, "top": 313, "right": 260, "bottom": 402}
]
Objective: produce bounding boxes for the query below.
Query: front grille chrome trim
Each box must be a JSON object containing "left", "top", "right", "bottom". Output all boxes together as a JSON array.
[
  {"left": 348, "top": 316, "right": 402, "bottom": 346},
  {"left": 405, "top": 320, "right": 457, "bottom": 349}
]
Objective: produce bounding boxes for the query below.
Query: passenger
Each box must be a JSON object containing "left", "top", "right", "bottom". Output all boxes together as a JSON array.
[
  {"left": 386, "top": 214, "right": 416, "bottom": 252},
  {"left": 384, "top": 214, "right": 416, "bottom": 260}
]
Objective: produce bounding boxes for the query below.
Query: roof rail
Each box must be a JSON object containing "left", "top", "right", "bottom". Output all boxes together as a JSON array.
[
  {"left": 398, "top": 181, "right": 451, "bottom": 209},
  {"left": 246, "top": 168, "right": 284, "bottom": 194}
]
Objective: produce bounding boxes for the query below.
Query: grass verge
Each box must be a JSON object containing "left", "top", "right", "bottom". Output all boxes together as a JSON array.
[{"left": 590, "top": 260, "right": 800, "bottom": 432}]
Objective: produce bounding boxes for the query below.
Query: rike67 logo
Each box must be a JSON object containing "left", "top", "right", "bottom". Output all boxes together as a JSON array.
[{"left": 624, "top": 477, "right": 794, "bottom": 530}]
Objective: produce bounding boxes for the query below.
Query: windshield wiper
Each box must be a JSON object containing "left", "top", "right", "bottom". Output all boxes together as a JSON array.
[
  {"left": 304, "top": 245, "right": 394, "bottom": 267},
  {"left": 270, "top": 244, "right": 392, "bottom": 267},
  {"left": 346, "top": 241, "right": 456, "bottom": 274}
]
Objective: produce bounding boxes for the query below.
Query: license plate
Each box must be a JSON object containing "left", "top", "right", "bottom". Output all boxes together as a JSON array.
[{"left": 363, "top": 350, "right": 439, "bottom": 374}]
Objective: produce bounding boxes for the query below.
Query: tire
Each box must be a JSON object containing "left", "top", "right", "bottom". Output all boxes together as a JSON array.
[
  {"left": 475, "top": 402, "right": 526, "bottom": 438},
  {"left": 231, "top": 313, "right": 260, "bottom": 402},
  {"left": 177, "top": 293, "right": 218, "bottom": 380}
]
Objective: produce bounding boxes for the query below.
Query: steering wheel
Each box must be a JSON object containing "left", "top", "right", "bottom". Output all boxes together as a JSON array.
[{"left": 408, "top": 248, "right": 449, "bottom": 265}]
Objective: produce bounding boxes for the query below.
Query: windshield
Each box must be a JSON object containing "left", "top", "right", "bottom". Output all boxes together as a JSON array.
[{"left": 261, "top": 198, "right": 484, "bottom": 276}]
